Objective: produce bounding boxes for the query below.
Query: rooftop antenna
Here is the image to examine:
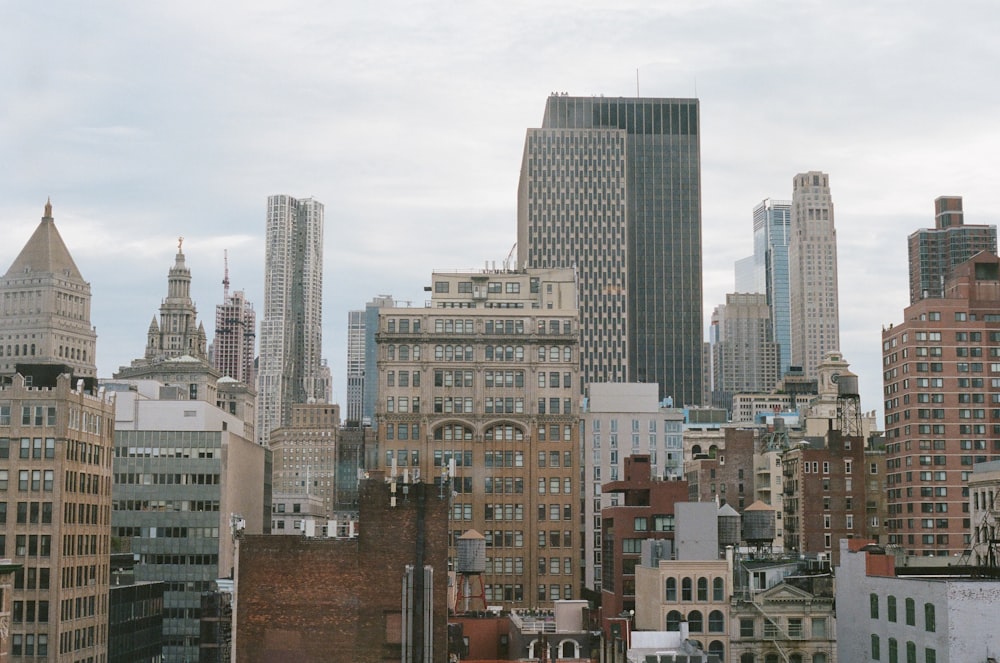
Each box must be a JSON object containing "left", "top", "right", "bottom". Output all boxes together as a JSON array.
[
  {"left": 636, "top": 68, "right": 640, "bottom": 97},
  {"left": 222, "top": 249, "right": 230, "bottom": 299}
]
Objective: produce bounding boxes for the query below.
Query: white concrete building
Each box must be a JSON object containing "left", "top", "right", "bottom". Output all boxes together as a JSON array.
[{"left": 836, "top": 538, "right": 1000, "bottom": 663}]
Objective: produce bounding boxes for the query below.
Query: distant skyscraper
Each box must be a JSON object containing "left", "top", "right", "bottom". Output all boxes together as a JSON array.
[
  {"left": 362, "top": 295, "right": 395, "bottom": 425},
  {"left": 709, "top": 293, "right": 781, "bottom": 414},
  {"left": 257, "top": 195, "right": 325, "bottom": 446},
  {"left": 518, "top": 94, "right": 703, "bottom": 405},
  {"left": 908, "top": 195, "right": 997, "bottom": 303},
  {"left": 145, "top": 238, "right": 208, "bottom": 363},
  {"left": 212, "top": 252, "right": 256, "bottom": 387},
  {"left": 789, "top": 172, "right": 839, "bottom": 378},
  {"left": 753, "top": 199, "right": 793, "bottom": 377},
  {"left": 345, "top": 309, "right": 365, "bottom": 423},
  {"left": 0, "top": 200, "right": 97, "bottom": 377}
]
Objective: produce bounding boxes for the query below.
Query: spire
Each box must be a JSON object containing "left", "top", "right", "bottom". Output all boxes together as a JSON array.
[
  {"left": 223, "top": 249, "right": 230, "bottom": 299},
  {"left": 44, "top": 197, "right": 52, "bottom": 218},
  {"left": 4, "top": 201, "right": 84, "bottom": 280}
]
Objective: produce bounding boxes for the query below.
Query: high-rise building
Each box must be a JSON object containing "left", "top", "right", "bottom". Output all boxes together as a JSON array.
[
  {"left": 257, "top": 195, "right": 325, "bottom": 446},
  {"left": 753, "top": 199, "right": 793, "bottom": 377},
  {"left": 1, "top": 202, "right": 114, "bottom": 663},
  {"left": 518, "top": 95, "right": 703, "bottom": 405},
  {"left": 212, "top": 252, "right": 256, "bottom": 387},
  {"left": 107, "top": 380, "right": 268, "bottom": 662},
  {"left": 345, "top": 309, "right": 365, "bottom": 424},
  {"left": 144, "top": 239, "right": 208, "bottom": 363},
  {"left": 709, "top": 293, "right": 781, "bottom": 413},
  {"left": 908, "top": 195, "right": 997, "bottom": 303},
  {"left": 0, "top": 201, "right": 97, "bottom": 378},
  {"left": 269, "top": 402, "right": 341, "bottom": 518},
  {"left": 361, "top": 295, "right": 395, "bottom": 426},
  {"left": 882, "top": 252, "right": 1000, "bottom": 556},
  {"left": 789, "top": 172, "right": 840, "bottom": 378},
  {"left": 377, "top": 267, "right": 580, "bottom": 608},
  {"left": 4, "top": 369, "right": 115, "bottom": 663}
]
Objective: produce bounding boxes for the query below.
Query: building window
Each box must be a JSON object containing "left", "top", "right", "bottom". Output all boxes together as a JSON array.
[
  {"left": 924, "top": 603, "right": 935, "bottom": 632},
  {"left": 871, "top": 635, "right": 880, "bottom": 660},
  {"left": 681, "top": 577, "right": 692, "bottom": 601},
  {"left": 740, "top": 618, "right": 754, "bottom": 638},
  {"left": 665, "top": 577, "right": 677, "bottom": 601},
  {"left": 905, "top": 598, "right": 915, "bottom": 625},
  {"left": 887, "top": 596, "right": 896, "bottom": 622}
]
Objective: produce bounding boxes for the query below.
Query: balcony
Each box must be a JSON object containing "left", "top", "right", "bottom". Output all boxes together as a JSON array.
[{"left": 510, "top": 610, "right": 558, "bottom": 634}]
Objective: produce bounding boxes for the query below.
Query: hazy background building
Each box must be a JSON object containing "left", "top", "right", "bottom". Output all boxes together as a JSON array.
[
  {"left": 907, "top": 195, "right": 997, "bottom": 303},
  {"left": 754, "top": 198, "right": 793, "bottom": 378},
  {"left": 345, "top": 309, "right": 365, "bottom": 423},
  {"left": 709, "top": 292, "right": 781, "bottom": 414},
  {"left": 789, "top": 172, "right": 840, "bottom": 379},
  {"left": 212, "top": 252, "right": 256, "bottom": 388},
  {"left": 257, "top": 195, "right": 325, "bottom": 446},
  {"left": 518, "top": 95, "right": 703, "bottom": 406},
  {"left": 143, "top": 240, "right": 208, "bottom": 364},
  {"left": 361, "top": 294, "right": 395, "bottom": 426}
]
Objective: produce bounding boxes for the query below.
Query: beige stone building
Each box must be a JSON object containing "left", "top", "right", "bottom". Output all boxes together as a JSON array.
[
  {"left": 377, "top": 267, "right": 579, "bottom": 608},
  {"left": 269, "top": 402, "right": 341, "bottom": 517},
  {"left": 634, "top": 558, "right": 733, "bottom": 661}
]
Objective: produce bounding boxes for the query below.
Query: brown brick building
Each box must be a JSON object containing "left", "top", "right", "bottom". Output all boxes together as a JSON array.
[
  {"left": 883, "top": 251, "right": 1000, "bottom": 556},
  {"left": 236, "top": 472, "right": 449, "bottom": 663},
  {"left": 600, "top": 455, "right": 690, "bottom": 617},
  {"left": 377, "top": 268, "right": 580, "bottom": 609},
  {"left": 781, "top": 430, "right": 867, "bottom": 565},
  {"left": 684, "top": 427, "right": 756, "bottom": 510}
]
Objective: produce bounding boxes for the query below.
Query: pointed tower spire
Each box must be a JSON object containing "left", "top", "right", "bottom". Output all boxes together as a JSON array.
[
  {"left": 44, "top": 197, "right": 52, "bottom": 218},
  {"left": 223, "top": 249, "right": 230, "bottom": 300}
]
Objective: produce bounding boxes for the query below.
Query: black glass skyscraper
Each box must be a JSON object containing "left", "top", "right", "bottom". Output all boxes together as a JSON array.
[{"left": 518, "top": 95, "right": 703, "bottom": 405}]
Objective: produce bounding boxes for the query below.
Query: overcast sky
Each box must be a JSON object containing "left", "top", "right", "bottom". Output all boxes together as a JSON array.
[{"left": 3, "top": 1, "right": 1000, "bottom": 419}]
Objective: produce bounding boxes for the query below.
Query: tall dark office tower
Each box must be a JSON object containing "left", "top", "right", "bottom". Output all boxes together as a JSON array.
[
  {"left": 518, "top": 95, "right": 703, "bottom": 405},
  {"left": 908, "top": 196, "right": 997, "bottom": 303}
]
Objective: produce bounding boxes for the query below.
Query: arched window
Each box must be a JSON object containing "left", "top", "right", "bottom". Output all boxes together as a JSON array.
[
  {"left": 887, "top": 596, "right": 897, "bottom": 622},
  {"left": 435, "top": 345, "right": 444, "bottom": 360},
  {"left": 740, "top": 654, "right": 756, "bottom": 663},
  {"left": 905, "top": 598, "right": 915, "bottom": 625},
  {"left": 708, "top": 610, "right": 725, "bottom": 632},
  {"left": 871, "top": 635, "right": 880, "bottom": 659},
  {"left": 906, "top": 641, "right": 916, "bottom": 662},
  {"left": 665, "top": 577, "right": 677, "bottom": 601},
  {"left": 888, "top": 638, "right": 898, "bottom": 661},
  {"left": 681, "top": 577, "right": 693, "bottom": 601},
  {"left": 691, "top": 444, "right": 702, "bottom": 456},
  {"left": 697, "top": 577, "right": 708, "bottom": 601},
  {"left": 708, "top": 641, "right": 724, "bottom": 660},
  {"left": 924, "top": 602, "right": 936, "bottom": 632},
  {"left": 549, "top": 347, "right": 559, "bottom": 361},
  {"left": 666, "top": 610, "right": 682, "bottom": 631},
  {"left": 870, "top": 593, "right": 879, "bottom": 618},
  {"left": 789, "top": 655, "right": 802, "bottom": 663},
  {"left": 713, "top": 577, "right": 724, "bottom": 601},
  {"left": 562, "top": 346, "right": 571, "bottom": 361},
  {"left": 413, "top": 345, "right": 421, "bottom": 360},
  {"left": 559, "top": 640, "right": 579, "bottom": 659},
  {"left": 688, "top": 610, "right": 703, "bottom": 632},
  {"left": 465, "top": 345, "right": 474, "bottom": 361}
]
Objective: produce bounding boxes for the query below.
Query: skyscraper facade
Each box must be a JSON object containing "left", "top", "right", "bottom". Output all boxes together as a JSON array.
[
  {"left": 212, "top": 255, "right": 256, "bottom": 387},
  {"left": 0, "top": 201, "right": 97, "bottom": 378},
  {"left": 361, "top": 295, "right": 395, "bottom": 426},
  {"left": 882, "top": 252, "right": 1000, "bottom": 557},
  {"left": 0, "top": 202, "right": 114, "bottom": 663},
  {"left": 753, "top": 199, "right": 793, "bottom": 377},
  {"left": 257, "top": 195, "right": 325, "bottom": 446},
  {"left": 377, "top": 267, "right": 580, "bottom": 608},
  {"left": 518, "top": 95, "right": 703, "bottom": 405},
  {"left": 709, "top": 293, "right": 781, "bottom": 414},
  {"left": 908, "top": 196, "right": 997, "bottom": 303},
  {"left": 345, "top": 309, "right": 365, "bottom": 423},
  {"left": 789, "top": 172, "right": 840, "bottom": 378}
]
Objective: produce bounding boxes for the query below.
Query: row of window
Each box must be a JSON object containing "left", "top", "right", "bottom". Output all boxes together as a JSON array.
[
  {"left": 870, "top": 594, "right": 935, "bottom": 631},
  {"left": 870, "top": 634, "right": 936, "bottom": 663},
  {"left": 664, "top": 576, "right": 725, "bottom": 601},
  {"left": 386, "top": 344, "right": 574, "bottom": 362},
  {"left": 0, "top": 469, "right": 55, "bottom": 491}
]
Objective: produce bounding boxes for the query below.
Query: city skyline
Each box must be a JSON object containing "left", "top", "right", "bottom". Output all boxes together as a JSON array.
[{"left": 6, "top": 2, "right": 1000, "bottom": 417}]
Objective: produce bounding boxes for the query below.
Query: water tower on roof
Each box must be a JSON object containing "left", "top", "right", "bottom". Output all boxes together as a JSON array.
[
  {"left": 454, "top": 530, "right": 487, "bottom": 613},
  {"left": 742, "top": 501, "right": 776, "bottom": 554}
]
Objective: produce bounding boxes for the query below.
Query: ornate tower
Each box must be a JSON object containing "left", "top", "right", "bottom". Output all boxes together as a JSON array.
[
  {"left": 145, "top": 237, "right": 208, "bottom": 362},
  {"left": 0, "top": 200, "right": 97, "bottom": 377}
]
